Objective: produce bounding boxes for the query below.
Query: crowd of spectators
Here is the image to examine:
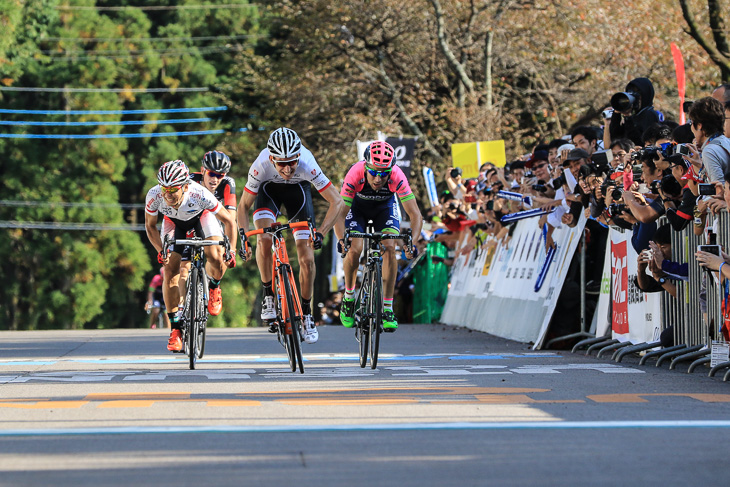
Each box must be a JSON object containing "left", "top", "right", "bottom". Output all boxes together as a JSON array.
[{"left": 425, "top": 77, "right": 730, "bottom": 344}]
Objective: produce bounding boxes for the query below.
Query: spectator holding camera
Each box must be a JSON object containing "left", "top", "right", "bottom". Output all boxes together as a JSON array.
[
  {"left": 605, "top": 77, "right": 660, "bottom": 147},
  {"left": 688, "top": 96, "right": 730, "bottom": 184},
  {"left": 608, "top": 138, "right": 634, "bottom": 170},
  {"left": 445, "top": 166, "right": 467, "bottom": 199}
]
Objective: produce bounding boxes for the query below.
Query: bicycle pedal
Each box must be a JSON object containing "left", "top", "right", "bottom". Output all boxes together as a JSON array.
[
  {"left": 383, "top": 328, "right": 396, "bottom": 333},
  {"left": 267, "top": 324, "right": 278, "bottom": 334}
]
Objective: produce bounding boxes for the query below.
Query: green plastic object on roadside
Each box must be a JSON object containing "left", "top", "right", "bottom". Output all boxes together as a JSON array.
[{"left": 412, "top": 242, "right": 450, "bottom": 323}]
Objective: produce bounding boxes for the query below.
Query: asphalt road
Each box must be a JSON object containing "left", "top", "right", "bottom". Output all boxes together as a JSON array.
[{"left": 1, "top": 324, "right": 730, "bottom": 486}]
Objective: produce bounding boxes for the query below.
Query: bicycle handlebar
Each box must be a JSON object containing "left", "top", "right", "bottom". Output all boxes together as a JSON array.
[
  {"left": 161, "top": 235, "right": 230, "bottom": 261},
  {"left": 340, "top": 228, "right": 413, "bottom": 258},
  {"left": 244, "top": 220, "right": 313, "bottom": 238}
]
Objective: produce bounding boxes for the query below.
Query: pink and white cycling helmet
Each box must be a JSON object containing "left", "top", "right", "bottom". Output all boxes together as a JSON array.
[
  {"left": 364, "top": 141, "right": 395, "bottom": 169},
  {"left": 157, "top": 160, "right": 190, "bottom": 187}
]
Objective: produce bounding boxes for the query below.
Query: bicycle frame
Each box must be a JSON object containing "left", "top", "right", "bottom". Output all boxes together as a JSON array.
[
  {"left": 245, "top": 220, "right": 316, "bottom": 373},
  {"left": 342, "top": 226, "right": 412, "bottom": 369},
  {"left": 161, "top": 235, "right": 229, "bottom": 369}
]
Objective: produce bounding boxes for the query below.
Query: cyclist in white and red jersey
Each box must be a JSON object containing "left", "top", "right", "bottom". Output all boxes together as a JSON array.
[
  {"left": 145, "top": 160, "right": 237, "bottom": 352},
  {"left": 182, "top": 150, "right": 237, "bottom": 316},
  {"left": 338, "top": 141, "right": 422, "bottom": 331},
  {"left": 237, "top": 127, "right": 344, "bottom": 344}
]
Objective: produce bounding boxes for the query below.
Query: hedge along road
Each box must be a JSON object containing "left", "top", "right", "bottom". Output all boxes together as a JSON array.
[{"left": 1, "top": 325, "right": 730, "bottom": 487}]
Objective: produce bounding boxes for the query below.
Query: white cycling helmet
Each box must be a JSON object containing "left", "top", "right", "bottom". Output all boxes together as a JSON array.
[
  {"left": 157, "top": 160, "right": 190, "bottom": 187},
  {"left": 267, "top": 127, "right": 301, "bottom": 159}
]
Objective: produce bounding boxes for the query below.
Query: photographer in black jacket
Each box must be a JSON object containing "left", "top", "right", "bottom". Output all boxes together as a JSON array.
[{"left": 605, "top": 77, "right": 660, "bottom": 147}]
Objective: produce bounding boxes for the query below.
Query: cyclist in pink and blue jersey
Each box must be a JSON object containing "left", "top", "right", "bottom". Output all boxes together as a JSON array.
[{"left": 338, "top": 141, "right": 422, "bottom": 331}]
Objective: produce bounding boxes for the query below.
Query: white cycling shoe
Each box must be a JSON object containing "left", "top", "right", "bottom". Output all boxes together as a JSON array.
[
  {"left": 302, "top": 315, "right": 318, "bottom": 344},
  {"left": 261, "top": 295, "right": 276, "bottom": 321}
]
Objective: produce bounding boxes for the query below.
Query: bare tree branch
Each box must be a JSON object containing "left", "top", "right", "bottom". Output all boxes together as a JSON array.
[
  {"left": 708, "top": 0, "right": 730, "bottom": 57},
  {"left": 427, "top": 0, "right": 475, "bottom": 95},
  {"left": 679, "top": 0, "right": 730, "bottom": 80}
]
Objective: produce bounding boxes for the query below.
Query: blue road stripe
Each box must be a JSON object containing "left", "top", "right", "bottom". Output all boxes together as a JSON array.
[{"left": 3, "top": 421, "right": 730, "bottom": 436}]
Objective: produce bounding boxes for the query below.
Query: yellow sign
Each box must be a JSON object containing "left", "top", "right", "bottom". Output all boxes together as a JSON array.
[{"left": 450, "top": 140, "right": 506, "bottom": 179}]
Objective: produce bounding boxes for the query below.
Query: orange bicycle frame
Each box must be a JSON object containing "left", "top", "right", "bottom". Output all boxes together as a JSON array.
[{"left": 245, "top": 221, "right": 313, "bottom": 334}]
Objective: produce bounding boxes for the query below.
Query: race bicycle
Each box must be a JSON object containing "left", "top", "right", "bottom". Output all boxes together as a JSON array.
[
  {"left": 243, "top": 220, "right": 316, "bottom": 374},
  {"left": 162, "top": 235, "right": 231, "bottom": 370},
  {"left": 341, "top": 226, "right": 412, "bottom": 369}
]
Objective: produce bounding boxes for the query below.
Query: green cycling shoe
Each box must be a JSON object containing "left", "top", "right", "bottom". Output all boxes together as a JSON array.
[
  {"left": 341, "top": 298, "right": 355, "bottom": 328},
  {"left": 383, "top": 310, "right": 398, "bottom": 331}
]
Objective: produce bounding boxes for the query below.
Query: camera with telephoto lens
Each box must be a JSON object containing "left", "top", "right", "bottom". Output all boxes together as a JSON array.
[
  {"left": 608, "top": 203, "right": 628, "bottom": 216},
  {"left": 552, "top": 174, "right": 566, "bottom": 188},
  {"left": 611, "top": 91, "right": 638, "bottom": 113},
  {"left": 532, "top": 180, "right": 548, "bottom": 193},
  {"left": 450, "top": 167, "right": 462, "bottom": 179}
]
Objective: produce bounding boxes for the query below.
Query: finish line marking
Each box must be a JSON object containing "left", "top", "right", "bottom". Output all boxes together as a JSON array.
[{"left": 3, "top": 420, "right": 730, "bottom": 436}]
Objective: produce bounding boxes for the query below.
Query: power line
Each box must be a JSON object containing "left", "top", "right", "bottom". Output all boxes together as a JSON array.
[
  {"left": 42, "top": 34, "right": 263, "bottom": 42},
  {"left": 0, "top": 118, "right": 211, "bottom": 127},
  {"left": 0, "top": 106, "right": 227, "bottom": 115},
  {"left": 0, "top": 221, "right": 147, "bottom": 231},
  {"left": 0, "top": 200, "right": 143, "bottom": 210},
  {"left": 0, "top": 129, "right": 226, "bottom": 139},
  {"left": 56, "top": 3, "right": 258, "bottom": 11},
  {"left": 0, "top": 87, "right": 209, "bottom": 93}
]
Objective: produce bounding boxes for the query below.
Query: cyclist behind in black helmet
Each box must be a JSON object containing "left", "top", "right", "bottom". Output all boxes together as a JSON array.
[
  {"left": 237, "top": 127, "right": 345, "bottom": 344},
  {"left": 178, "top": 150, "right": 237, "bottom": 317}
]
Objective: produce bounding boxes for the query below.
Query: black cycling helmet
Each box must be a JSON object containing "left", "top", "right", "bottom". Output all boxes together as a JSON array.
[{"left": 202, "top": 150, "right": 231, "bottom": 174}]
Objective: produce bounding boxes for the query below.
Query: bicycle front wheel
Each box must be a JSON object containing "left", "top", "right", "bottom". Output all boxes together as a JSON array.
[
  {"left": 369, "top": 261, "right": 382, "bottom": 370},
  {"left": 356, "top": 279, "right": 369, "bottom": 369},
  {"left": 187, "top": 269, "right": 198, "bottom": 370},
  {"left": 280, "top": 265, "right": 304, "bottom": 374},
  {"left": 195, "top": 270, "right": 207, "bottom": 360}
]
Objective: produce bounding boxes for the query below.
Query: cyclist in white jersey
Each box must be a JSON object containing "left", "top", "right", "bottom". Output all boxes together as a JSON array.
[
  {"left": 145, "top": 160, "right": 237, "bottom": 352},
  {"left": 237, "top": 127, "right": 344, "bottom": 344}
]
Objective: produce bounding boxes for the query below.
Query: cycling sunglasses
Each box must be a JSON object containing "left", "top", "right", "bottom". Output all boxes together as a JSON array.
[
  {"left": 206, "top": 169, "right": 227, "bottom": 179},
  {"left": 161, "top": 185, "right": 183, "bottom": 194},
  {"left": 366, "top": 167, "right": 392, "bottom": 178},
  {"left": 272, "top": 155, "right": 300, "bottom": 167}
]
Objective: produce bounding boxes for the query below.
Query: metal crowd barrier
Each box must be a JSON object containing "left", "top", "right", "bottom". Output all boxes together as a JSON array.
[{"left": 609, "top": 212, "right": 729, "bottom": 377}]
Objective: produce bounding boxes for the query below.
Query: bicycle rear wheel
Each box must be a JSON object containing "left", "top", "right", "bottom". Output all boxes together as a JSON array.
[
  {"left": 187, "top": 269, "right": 198, "bottom": 370},
  {"left": 356, "top": 280, "right": 370, "bottom": 369},
  {"left": 369, "top": 262, "right": 382, "bottom": 369},
  {"left": 281, "top": 265, "right": 304, "bottom": 373}
]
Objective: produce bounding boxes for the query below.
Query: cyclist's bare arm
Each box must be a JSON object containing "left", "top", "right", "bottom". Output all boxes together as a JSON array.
[
  {"left": 214, "top": 207, "right": 238, "bottom": 257},
  {"left": 402, "top": 198, "right": 422, "bottom": 256},
  {"left": 145, "top": 212, "right": 163, "bottom": 254},
  {"left": 237, "top": 191, "right": 257, "bottom": 232},
  {"left": 318, "top": 183, "right": 346, "bottom": 237}
]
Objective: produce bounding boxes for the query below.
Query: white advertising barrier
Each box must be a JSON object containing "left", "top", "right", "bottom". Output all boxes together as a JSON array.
[
  {"left": 441, "top": 214, "right": 586, "bottom": 349},
  {"left": 595, "top": 227, "right": 661, "bottom": 344}
]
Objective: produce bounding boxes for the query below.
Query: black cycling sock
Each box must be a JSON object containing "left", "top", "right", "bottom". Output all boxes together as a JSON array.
[
  {"left": 168, "top": 312, "right": 181, "bottom": 330},
  {"left": 301, "top": 298, "right": 311, "bottom": 315},
  {"left": 263, "top": 281, "right": 274, "bottom": 297},
  {"left": 209, "top": 278, "right": 221, "bottom": 289}
]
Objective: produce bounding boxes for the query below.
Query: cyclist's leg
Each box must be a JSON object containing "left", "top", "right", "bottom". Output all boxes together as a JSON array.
[
  {"left": 375, "top": 197, "right": 401, "bottom": 330},
  {"left": 286, "top": 183, "right": 318, "bottom": 342},
  {"left": 341, "top": 204, "right": 366, "bottom": 328},
  {"left": 198, "top": 213, "right": 227, "bottom": 316},
  {"left": 253, "top": 183, "right": 281, "bottom": 322}
]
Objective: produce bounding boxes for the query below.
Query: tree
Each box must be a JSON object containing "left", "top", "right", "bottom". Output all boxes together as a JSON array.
[{"left": 679, "top": 0, "right": 730, "bottom": 81}]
